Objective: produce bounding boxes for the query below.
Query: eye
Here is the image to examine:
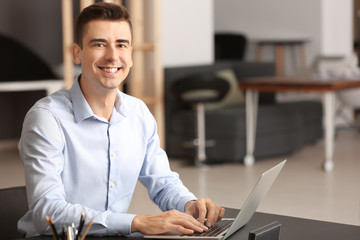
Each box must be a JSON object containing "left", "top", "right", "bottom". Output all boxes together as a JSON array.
[{"left": 91, "top": 42, "right": 105, "bottom": 48}]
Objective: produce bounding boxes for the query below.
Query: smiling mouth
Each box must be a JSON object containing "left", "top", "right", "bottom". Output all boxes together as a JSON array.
[{"left": 99, "top": 67, "right": 121, "bottom": 73}]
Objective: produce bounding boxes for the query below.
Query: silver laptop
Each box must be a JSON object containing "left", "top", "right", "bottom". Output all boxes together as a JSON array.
[{"left": 144, "top": 160, "right": 286, "bottom": 240}]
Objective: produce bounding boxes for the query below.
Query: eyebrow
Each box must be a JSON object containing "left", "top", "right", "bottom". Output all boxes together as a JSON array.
[{"left": 88, "top": 38, "right": 130, "bottom": 44}]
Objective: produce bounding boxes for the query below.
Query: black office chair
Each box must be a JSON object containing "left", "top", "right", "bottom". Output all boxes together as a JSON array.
[
  {"left": 0, "top": 34, "right": 57, "bottom": 81},
  {"left": 170, "top": 74, "right": 230, "bottom": 166},
  {"left": 215, "top": 33, "right": 248, "bottom": 61},
  {"left": 0, "top": 186, "right": 28, "bottom": 239}
]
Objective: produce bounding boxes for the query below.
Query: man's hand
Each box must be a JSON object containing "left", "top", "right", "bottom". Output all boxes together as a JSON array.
[
  {"left": 185, "top": 198, "right": 225, "bottom": 228},
  {"left": 131, "top": 210, "right": 209, "bottom": 235}
]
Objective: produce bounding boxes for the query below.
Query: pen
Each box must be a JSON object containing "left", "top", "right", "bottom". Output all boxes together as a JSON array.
[
  {"left": 67, "top": 226, "right": 74, "bottom": 240},
  {"left": 62, "top": 225, "right": 66, "bottom": 240}
]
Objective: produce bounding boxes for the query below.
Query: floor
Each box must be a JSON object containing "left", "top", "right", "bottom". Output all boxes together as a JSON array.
[{"left": 1, "top": 129, "right": 360, "bottom": 227}]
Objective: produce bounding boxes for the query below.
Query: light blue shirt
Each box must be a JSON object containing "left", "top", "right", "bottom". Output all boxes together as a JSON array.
[{"left": 18, "top": 78, "right": 196, "bottom": 237}]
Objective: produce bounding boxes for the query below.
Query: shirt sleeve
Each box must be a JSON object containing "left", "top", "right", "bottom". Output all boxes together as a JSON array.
[
  {"left": 18, "top": 107, "right": 135, "bottom": 237},
  {"left": 138, "top": 111, "right": 197, "bottom": 213}
]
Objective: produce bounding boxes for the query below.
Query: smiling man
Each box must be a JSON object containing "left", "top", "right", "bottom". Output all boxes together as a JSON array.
[
  {"left": 18, "top": 2, "right": 224, "bottom": 237},
  {"left": 73, "top": 18, "right": 133, "bottom": 121}
]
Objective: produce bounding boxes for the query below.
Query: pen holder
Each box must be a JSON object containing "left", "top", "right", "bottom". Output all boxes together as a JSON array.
[
  {"left": 248, "top": 221, "right": 281, "bottom": 240},
  {"left": 46, "top": 211, "right": 93, "bottom": 240}
]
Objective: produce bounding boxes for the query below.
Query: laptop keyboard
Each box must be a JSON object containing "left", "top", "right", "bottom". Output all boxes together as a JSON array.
[{"left": 193, "top": 219, "right": 234, "bottom": 237}]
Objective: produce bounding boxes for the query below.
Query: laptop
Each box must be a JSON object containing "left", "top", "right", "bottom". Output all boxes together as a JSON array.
[{"left": 144, "top": 160, "right": 286, "bottom": 240}]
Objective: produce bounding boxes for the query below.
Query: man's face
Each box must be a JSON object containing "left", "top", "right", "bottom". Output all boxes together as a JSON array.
[{"left": 73, "top": 20, "right": 133, "bottom": 92}]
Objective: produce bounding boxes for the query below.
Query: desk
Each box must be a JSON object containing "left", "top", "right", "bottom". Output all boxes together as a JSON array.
[
  {"left": 18, "top": 208, "right": 360, "bottom": 240},
  {"left": 251, "top": 37, "right": 309, "bottom": 76},
  {"left": 239, "top": 77, "right": 360, "bottom": 172}
]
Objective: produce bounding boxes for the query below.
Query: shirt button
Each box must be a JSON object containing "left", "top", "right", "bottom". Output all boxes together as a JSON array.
[
  {"left": 111, "top": 153, "right": 115, "bottom": 158},
  {"left": 110, "top": 183, "right": 115, "bottom": 188}
]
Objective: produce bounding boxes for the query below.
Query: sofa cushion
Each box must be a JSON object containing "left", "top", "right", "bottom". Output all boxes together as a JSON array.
[
  {"left": 172, "top": 104, "right": 302, "bottom": 138},
  {"left": 205, "top": 69, "right": 245, "bottom": 110},
  {"left": 169, "top": 100, "right": 322, "bottom": 162}
]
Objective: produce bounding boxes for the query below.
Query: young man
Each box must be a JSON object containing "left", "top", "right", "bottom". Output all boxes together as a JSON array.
[{"left": 18, "top": 2, "right": 224, "bottom": 237}]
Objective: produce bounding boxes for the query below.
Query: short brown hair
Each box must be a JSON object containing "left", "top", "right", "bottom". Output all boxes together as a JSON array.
[{"left": 75, "top": 2, "right": 132, "bottom": 48}]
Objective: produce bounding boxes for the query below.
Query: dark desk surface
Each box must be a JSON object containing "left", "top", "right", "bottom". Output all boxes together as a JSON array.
[{"left": 18, "top": 208, "right": 360, "bottom": 240}]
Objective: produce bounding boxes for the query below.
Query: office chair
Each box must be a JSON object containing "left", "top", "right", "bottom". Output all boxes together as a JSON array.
[
  {"left": 0, "top": 186, "right": 28, "bottom": 239},
  {"left": 0, "top": 34, "right": 57, "bottom": 81},
  {"left": 170, "top": 74, "right": 230, "bottom": 166},
  {"left": 214, "top": 33, "right": 248, "bottom": 61},
  {"left": 0, "top": 34, "right": 59, "bottom": 140}
]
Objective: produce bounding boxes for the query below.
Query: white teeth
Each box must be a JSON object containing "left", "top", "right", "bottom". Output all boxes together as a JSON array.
[{"left": 102, "top": 67, "right": 118, "bottom": 73}]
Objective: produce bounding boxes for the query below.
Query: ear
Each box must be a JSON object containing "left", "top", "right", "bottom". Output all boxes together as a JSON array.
[
  {"left": 129, "top": 46, "right": 133, "bottom": 67},
  {"left": 73, "top": 43, "right": 82, "bottom": 65}
]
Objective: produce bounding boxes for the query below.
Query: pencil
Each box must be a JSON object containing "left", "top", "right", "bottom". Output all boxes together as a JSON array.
[
  {"left": 45, "top": 216, "right": 59, "bottom": 240},
  {"left": 79, "top": 218, "right": 93, "bottom": 240},
  {"left": 79, "top": 210, "right": 85, "bottom": 226},
  {"left": 75, "top": 212, "right": 86, "bottom": 240}
]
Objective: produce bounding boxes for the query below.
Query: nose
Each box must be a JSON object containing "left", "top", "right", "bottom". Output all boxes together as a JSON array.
[{"left": 104, "top": 45, "right": 117, "bottom": 62}]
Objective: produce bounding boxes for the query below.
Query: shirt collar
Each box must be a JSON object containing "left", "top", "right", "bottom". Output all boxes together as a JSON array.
[
  {"left": 111, "top": 90, "right": 128, "bottom": 123},
  {"left": 70, "top": 75, "right": 128, "bottom": 123}
]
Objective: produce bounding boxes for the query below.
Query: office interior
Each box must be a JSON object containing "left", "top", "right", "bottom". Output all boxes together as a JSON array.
[{"left": 0, "top": 0, "right": 360, "bottom": 235}]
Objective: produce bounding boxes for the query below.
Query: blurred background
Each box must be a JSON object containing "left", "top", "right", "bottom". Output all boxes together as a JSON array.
[{"left": 0, "top": 0, "right": 360, "bottom": 232}]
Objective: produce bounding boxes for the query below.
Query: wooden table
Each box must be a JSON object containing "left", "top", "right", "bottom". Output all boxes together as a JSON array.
[
  {"left": 251, "top": 37, "right": 309, "bottom": 76},
  {"left": 239, "top": 76, "right": 360, "bottom": 172}
]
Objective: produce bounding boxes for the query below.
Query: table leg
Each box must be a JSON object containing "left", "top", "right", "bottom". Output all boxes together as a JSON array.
[
  {"left": 322, "top": 92, "right": 335, "bottom": 172},
  {"left": 244, "top": 90, "right": 259, "bottom": 166},
  {"left": 275, "top": 45, "right": 285, "bottom": 76},
  {"left": 298, "top": 44, "right": 306, "bottom": 69},
  {"left": 255, "top": 45, "right": 263, "bottom": 62}
]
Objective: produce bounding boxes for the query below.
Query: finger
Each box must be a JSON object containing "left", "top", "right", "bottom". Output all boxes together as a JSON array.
[
  {"left": 197, "top": 201, "right": 207, "bottom": 225},
  {"left": 205, "top": 203, "right": 217, "bottom": 227},
  {"left": 172, "top": 225, "right": 195, "bottom": 235},
  {"left": 173, "top": 214, "right": 208, "bottom": 234},
  {"left": 187, "top": 212, "right": 209, "bottom": 231},
  {"left": 217, "top": 207, "right": 225, "bottom": 221}
]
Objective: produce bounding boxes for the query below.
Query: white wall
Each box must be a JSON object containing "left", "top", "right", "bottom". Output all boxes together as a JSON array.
[
  {"left": 321, "top": 0, "right": 353, "bottom": 56},
  {"left": 161, "top": 0, "right": 353, "bottom": 71},
  {"left": 162, "top": 0, "right": 213, "bottom": 67},
  {"left": 214, "top": 0, "right": 353, "bottom": 70}
]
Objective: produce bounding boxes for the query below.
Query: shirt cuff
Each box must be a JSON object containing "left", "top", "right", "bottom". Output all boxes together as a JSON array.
[
  {"left": 106, "top": 213, "right": 136, "bottom": 235},
  {"left": 177, "top": 195, "right": 197, "bottom": 212}
]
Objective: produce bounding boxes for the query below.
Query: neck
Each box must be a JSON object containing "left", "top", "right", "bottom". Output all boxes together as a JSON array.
[
  {"left": 79, "top": 78, "right": 118, "bottom": 121},
  {"left": 87, "top": 93, "right": 116, "bottom": 121}
]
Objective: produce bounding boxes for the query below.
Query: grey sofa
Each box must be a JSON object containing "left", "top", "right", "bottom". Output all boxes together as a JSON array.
[{"left": 164, "top": 61, "right": 323, "bottom": 163}]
